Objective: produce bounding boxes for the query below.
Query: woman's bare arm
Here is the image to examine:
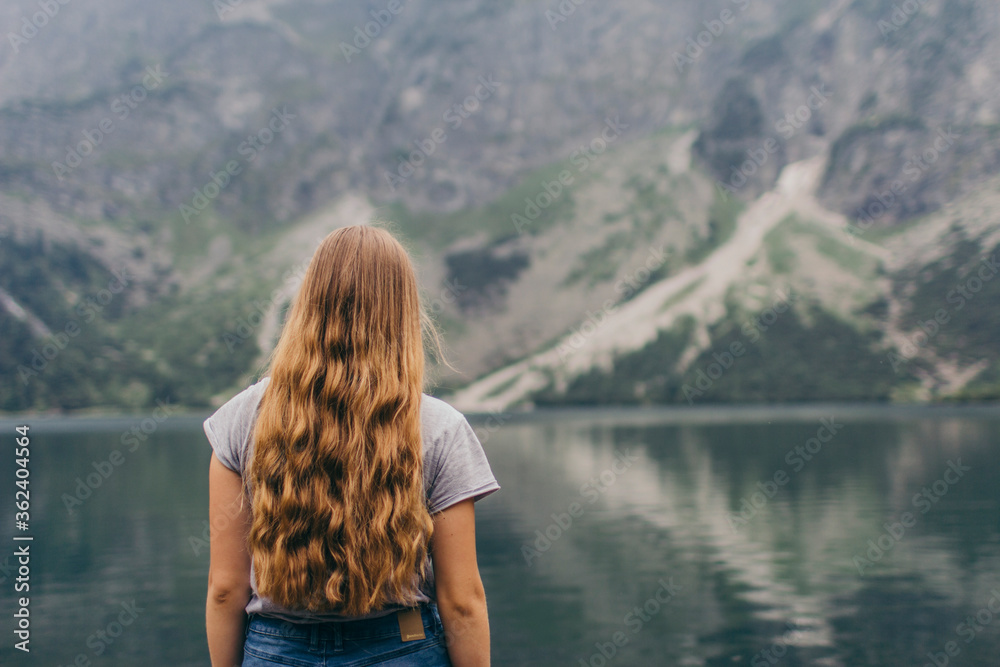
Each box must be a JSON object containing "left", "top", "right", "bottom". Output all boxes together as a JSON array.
[
  {"left": 431, "top": 498, "right": 491, "bottom": 666},
  {"left": 206, "top": 453, "right": 253, "bottom": 667}
]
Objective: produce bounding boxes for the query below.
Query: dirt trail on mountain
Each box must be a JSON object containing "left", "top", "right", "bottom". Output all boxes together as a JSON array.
[
  {"left": 451, "top": 156, "right": 844, "bottom": 411},
  {"left": 0, "top": 286, "right": 53, "bottom": 339}
]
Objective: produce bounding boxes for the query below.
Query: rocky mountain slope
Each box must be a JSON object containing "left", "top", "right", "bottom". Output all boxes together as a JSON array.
[{"left": 0, "top": 0, "right": 997, "bottom": 412}]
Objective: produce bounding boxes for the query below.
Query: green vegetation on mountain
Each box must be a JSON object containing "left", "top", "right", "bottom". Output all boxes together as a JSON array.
[{"left": 531, "top": 303, "right": 909, "bottom": 406}]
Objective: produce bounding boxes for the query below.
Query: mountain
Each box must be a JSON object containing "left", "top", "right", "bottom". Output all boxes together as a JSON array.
[{"left": 0, "top": 0, "right": 998, "bottom": 412}]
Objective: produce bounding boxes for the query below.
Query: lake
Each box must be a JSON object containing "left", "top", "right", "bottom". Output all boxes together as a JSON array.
[{"left": 2, "top": 404, "right": 1000, "bottom": 666}]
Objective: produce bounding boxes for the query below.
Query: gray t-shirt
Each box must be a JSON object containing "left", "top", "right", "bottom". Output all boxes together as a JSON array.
[{"left": 202, "top": 376, "right": 500, "bottom": 623}]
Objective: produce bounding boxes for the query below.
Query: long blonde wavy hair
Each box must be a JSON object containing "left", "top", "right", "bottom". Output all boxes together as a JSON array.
[{"left": 247, "top": 224, "right": 436, "bottom": 616}]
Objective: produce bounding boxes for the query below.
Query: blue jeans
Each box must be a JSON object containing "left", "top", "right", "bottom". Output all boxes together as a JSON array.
[{"left": 242, "top": 603, "right": 453, "bottom": 666}]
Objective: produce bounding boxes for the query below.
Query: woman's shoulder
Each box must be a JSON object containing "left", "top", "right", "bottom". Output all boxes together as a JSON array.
[
  {"left": 419, "top": 393, "right": 499, "bottom": 513},
  {"left": 203, "top": 377, "right": 271, "bottom": 468},
  {"left": 419, "top": 393, "right": 469, "bottom": 432},
  {"left": 246, "top": 375, "right": 271, "bottom": 401},
  {"left": 208, "top": 376, "right": 270, "bottom": 421}
]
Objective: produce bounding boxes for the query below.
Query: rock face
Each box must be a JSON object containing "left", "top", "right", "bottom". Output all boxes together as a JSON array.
[{"left": 1, "top": 0, "right": 998, "bottom": 411}]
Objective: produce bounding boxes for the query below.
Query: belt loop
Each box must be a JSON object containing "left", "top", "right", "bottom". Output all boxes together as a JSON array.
[
  {"left": 334, "top": 622, "right": 343, "bottom": 652},
  {"left": 309, "top": 623, "right": 319, "bottom": 652}
]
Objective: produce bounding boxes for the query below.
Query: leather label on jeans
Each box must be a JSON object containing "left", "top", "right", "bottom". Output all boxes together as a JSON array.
[{"left": 397, "top": 608, "right": 426, "bottom": 642}]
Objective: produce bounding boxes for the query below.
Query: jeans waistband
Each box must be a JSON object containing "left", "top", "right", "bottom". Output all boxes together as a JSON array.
[{"left": 246, "top": 602, "right": 441, "bottom": 644}]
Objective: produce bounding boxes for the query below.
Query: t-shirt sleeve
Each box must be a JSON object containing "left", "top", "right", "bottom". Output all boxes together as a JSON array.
[
  {"left": 202, "top": 379, "right": 268, "bottom": 475},
  {"left": 426, "top": 412, "right": 501, "bottom": 515}
]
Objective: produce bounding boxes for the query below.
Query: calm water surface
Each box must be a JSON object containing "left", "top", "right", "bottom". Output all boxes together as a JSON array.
[{"left": 1, "top": 405, "right": 1000, "bottom": 666}]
